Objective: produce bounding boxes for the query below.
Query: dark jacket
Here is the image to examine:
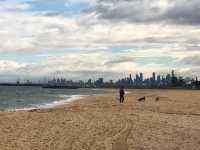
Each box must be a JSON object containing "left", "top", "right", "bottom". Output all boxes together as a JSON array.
[{"left": 120, "top": 89, "right": 125, "bottom": 96}]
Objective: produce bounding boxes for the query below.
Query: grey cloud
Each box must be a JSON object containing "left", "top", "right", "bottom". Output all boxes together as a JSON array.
[
  {"left": 85, "top": 0, "right": 200, "bottom": 25},
  {"left": 180, "top": 55, "right": 200, "bottom": 65},
  {"left": 178, "top": 67, "right": 200, "bottom": 78},
  {"left": 86, "top": 0, "right": 160, "bottom": 22},
  {"left": 164, "top": 0, "right": 200, "bottom": 25},
  {"left": 36, "top": 11, "right": 63, "bottom": 17},
  {"left": 13, "top": 64, "right": 124, "bottom": 81},
  {"left": 56, "top": 70, "right": 124, "bottom": 81},
  {"left": 104, "top": 56, "right": 135, "bottom": 65}
]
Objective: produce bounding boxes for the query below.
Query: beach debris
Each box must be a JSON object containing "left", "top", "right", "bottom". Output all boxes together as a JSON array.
[{"left": 138, "top": 96, "right": 146, "bottom": 102}]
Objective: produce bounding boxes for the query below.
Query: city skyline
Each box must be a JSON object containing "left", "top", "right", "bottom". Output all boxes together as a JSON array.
[
  {"left": 1, "top": 0, "right": 200, "bottom": 82},
  {"left": 0, "top": 69, "right": 199, "bottom": 84},
  {"left": 4, "top": 70, "right": 199, "bottom": 89}
]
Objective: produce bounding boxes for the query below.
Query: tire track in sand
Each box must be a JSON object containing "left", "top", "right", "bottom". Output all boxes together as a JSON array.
[{"left": 104, "top": 119, "right": 133, "bottom": 150}]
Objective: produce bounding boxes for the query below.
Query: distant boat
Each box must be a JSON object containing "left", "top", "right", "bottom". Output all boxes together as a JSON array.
[{"left": 42, "top": 85, "right": 80, "bottom": 89}]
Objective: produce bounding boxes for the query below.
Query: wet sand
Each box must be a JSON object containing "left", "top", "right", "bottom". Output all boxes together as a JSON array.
[{"left": 0, "top": 89, "right": 200, "bottom": 150}]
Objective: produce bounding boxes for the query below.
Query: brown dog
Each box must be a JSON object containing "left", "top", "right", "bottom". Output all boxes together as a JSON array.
[
  {"left": 155, "top": 97, "right": 160, "bottom": 102},
  {"left": 138, "top": 96, "right": 146, "bottom": 102}
]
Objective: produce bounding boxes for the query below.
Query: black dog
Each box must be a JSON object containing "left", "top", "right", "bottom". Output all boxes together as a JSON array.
[{"left": 138, "top": 96, "right": 146, "bottom": 102}]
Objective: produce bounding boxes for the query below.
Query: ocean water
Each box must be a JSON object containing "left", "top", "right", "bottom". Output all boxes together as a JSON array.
[{"left": 0, "top": 86, "right": 114, "bottom": 111}]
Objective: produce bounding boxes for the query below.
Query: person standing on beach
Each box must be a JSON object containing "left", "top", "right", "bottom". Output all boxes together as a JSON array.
[{"left": 119, "top": 86, "right": 125, "bottom": 103}]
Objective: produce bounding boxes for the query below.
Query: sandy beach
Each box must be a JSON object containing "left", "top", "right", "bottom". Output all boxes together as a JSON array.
[{"left": 0, "top": 89, "right": 200, "bottom": 150}]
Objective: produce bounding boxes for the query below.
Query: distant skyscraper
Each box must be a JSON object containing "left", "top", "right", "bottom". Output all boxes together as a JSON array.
[
  {"left": 166, "top": 74, "right": 171, "bottom": 84},
  {"left": 95, "top": 78, "right": 104, "bottom": 87},
  {"left": 87, "top": 79, "right": 92, "bottom": 84},
  {"left": 135, "top": 74, "right": 140, "bottom": 85},
  {"left": 157, "top": 75, "right": 161, "bottom": 85},
  {"left": 99, "top": 78, "right": 103, "bottom": 84},
  {"left": 110, "top": 80, "right": 113, "bottom": 84},
  {"left": 172, "top": 70, "right": 175, "bottom": 78},
  {"left": 140, "top": 73, "right": 143, "bottom": 82},
  {"left": 152, "top": 72, "right": 156, "bottom": 82},
  {"left": 129, "top": 74, "right": 133, "bottom": 84}
]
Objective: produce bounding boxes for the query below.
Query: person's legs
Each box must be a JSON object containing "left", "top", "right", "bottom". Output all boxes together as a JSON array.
[
  {"left": 122, "top": 96, "right": 124, "bottom": 103},
  {"left": 120, "top": 96, "right": 122, "bottom": 103}
]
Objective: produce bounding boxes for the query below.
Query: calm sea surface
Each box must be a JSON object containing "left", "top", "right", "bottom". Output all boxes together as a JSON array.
[{"left": 0, "top": 86, "right": 114, "bottom": 111}]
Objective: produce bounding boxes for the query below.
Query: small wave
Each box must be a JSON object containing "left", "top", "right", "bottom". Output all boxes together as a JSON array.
[
  {"left": 37, "top": 95, "right": 86, "bottom": 109},
  {"left": 6, "top": 95, "right": 87, "bottom": 112},
  {"left": 6, "top": 107, "right": 37, "bottom": 112}
]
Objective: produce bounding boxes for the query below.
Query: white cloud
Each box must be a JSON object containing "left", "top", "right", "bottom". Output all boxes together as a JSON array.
[
  {"left": 65, "top": 0, "right": 96, "bottom": 6},
  {"left": 0, "top": 8, "right": 200, "bottom": 54},
  {"left": 0, "top": 1, "right": 31, "bottom": 10},
  {"left": 0, "top": 60, "right": 26, "bottom": 72},
  {"left": 0, "top": 0, "right": 200, "bottom": 81},
  {"left": 0, "top": 48, "right": 200, "bottom": 82}
]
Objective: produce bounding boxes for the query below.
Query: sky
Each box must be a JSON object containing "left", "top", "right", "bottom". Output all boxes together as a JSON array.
[{"left": 0, "top": 0, "right": 200, "bottom": 82}]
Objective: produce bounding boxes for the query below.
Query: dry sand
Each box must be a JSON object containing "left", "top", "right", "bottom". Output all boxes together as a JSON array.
[{"left": 0, "top": 89, "right": 200, "bottom": 150}]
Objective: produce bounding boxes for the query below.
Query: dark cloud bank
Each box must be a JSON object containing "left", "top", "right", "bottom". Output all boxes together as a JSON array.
[{"left": 85, "top": 0, "right": 200, "bottom": 25}]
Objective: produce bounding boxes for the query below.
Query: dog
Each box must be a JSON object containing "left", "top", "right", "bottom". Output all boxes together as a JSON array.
[
  {"left": 138, "top": 96, "right": 146, "bottom": 102},
  {"left": 155, "top": 97, "right": 160, "bottom": 102}
]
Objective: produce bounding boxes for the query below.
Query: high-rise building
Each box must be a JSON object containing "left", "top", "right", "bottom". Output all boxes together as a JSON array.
[
  {"left": 110, "top": 80, "right": 113, "bottom": 84},
  {"left": 152, "top": 72, "right": 156, "bottom": 82},
  {"left": 135, "top": 74, "right": 140, "bottom": 85},
  {"left": 166, "top": 74, "right": 171, "bottom": 84},
  {"left": 172, "top": 70, "right": 175, "bottom": 78},
  {"left": 129, "top": 74, "right": 133, "bottom": 84},
  {"left": 87, "top": 79, "right": 92, "bottom": 84},
  {"left": 95, "top": 78, "right": 104, "bottom": 87},
  {"left": 157, "top": 75, "right": 161, "bottom": 85},
  {"left": 140, "top": 73, "right": 143, "bottom": 83}
]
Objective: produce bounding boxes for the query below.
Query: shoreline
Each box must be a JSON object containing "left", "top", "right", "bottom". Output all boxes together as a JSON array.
[
  {"left": 0, "top": 88, "right": 196, "bottom": 113},
  {"left": 3, "top": 95, "right": 89, "bottom": 113},
  {"left": 2, "top": 92, "right": 115, "bottom": 113},
  {"left": 1, "top": 88, "right": 199, "bottom": 113},
  {"left": 1, "top": 88, "right": 118, "bottom": 113}
]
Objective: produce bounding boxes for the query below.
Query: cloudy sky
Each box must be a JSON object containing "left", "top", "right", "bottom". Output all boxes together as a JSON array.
[{"left": 0, "top": 0, "right": 200, "bottom": 82}]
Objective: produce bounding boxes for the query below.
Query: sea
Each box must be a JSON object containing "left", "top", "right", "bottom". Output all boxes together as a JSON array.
[{"left": 0, "top": 86, "right": 114, "bottom": 111}]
